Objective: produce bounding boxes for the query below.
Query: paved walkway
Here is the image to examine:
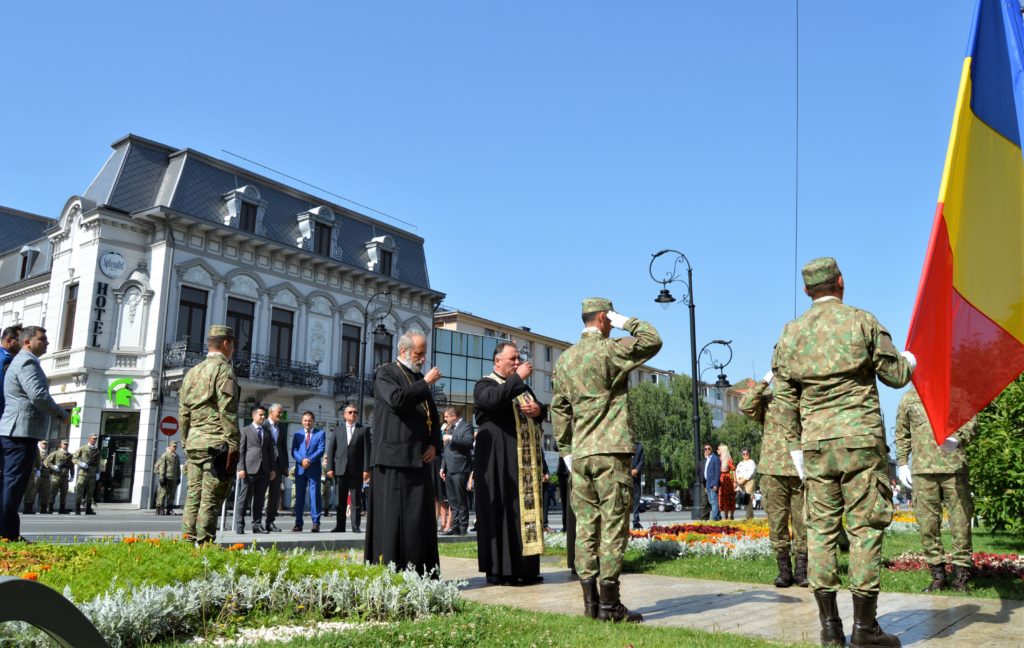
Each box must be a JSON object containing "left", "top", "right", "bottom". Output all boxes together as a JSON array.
[{"left": 439, "top": 556, "right": 1024, "bottom": 647}]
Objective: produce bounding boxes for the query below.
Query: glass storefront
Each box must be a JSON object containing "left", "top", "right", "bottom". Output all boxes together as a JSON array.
[{"left": 99, "top": 411, "right": 140, "bottom": 503}]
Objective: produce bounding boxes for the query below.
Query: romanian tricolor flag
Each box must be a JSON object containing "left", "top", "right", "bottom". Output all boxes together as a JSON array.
[{"left": 907, "top": 0, "right": 1024, "bottom": 443}]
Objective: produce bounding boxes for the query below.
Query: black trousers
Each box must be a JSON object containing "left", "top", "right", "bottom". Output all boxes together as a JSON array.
[
  {"left": 265, "top": 471, "right": 283, "bottom": 526},
  {"left": 446, "top": 472, "right": 471, "bottom": 532},
  {"left": 236, "top": 472, "right": 269, "bottom": 531},
  {"left": 700, "top": 484, "right": 712, "bottom": 520},
  {"left": 333, "top": 473, "right": 364, "bottom": 531},
  {"left": 632, "top": 478, "right": 642, "bottom": 526},
  {"left": 0, "top": 437, "right": 36, "bottom": 541}
]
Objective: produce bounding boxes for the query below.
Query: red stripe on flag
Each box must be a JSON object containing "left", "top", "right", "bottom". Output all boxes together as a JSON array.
[
  {"left": 908, "top": 204, "right": 1024, "bottom": 442},
  {"left": 907, "top": 204, "right": 954, "bottom": 443}
]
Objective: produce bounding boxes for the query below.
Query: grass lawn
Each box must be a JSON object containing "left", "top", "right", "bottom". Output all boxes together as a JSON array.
[
  {"left": 227, "top": 601, "right": 816, "bottom": 648},
  {"left": 438, "top": 528, "right": 1024, "bottom": 600}
]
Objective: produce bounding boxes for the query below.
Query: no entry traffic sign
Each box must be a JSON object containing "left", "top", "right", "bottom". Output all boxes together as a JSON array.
[{"left": 160, "top": 415, "right": 179, "bottom": 437}]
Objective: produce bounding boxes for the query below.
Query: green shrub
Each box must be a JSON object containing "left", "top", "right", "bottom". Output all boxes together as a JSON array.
[{"left": 968, "top": 374, "right": 1024, "bottom": 537}]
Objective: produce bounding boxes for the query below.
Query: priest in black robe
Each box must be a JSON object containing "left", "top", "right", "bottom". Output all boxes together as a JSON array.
[
  {"left": 364, "top": 331, "right": 443, "bottom": 576},
  {"left": 473, "top": 340, "right": 548, "bottom": 585}
]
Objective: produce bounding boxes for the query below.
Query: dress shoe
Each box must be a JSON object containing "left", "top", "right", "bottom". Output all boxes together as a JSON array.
[
  {"left": 441, "top": 527, "right": 460, "bottom": 536},
  {"left": 85, "top": 508, "right": 96, "bottom": 515},
  {"left": 267, "top": 523, "right": 281, "bottom": 532},
  {"left": 252, "top": 524, "right": 267, "bottom": 534},
  {"left": 292, "top": 526, "right": 302, "bottom": 532},
  {"left": 235, "top": 529, "right": 245, "bottom": 535},
  {"left": 353, "top": 527, "right": 361, "bottom": 533},
  {"left": 330, "top": 526, "right": 344, "bottom": 533},
  {"left": 311, "top": 524, "right": 320, "bottom": 533}
]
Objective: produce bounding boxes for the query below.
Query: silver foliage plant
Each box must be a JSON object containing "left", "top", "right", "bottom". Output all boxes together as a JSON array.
[{"left": 0, "top": 550, "right": 462, "bottom": 648}]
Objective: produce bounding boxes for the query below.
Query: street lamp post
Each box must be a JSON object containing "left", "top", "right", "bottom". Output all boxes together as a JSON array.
[
  {"left": 698, "top": 339, "right": 734, "bottom": 429},
  {"left": 356, "top": 290, "right": 393, "bottom": 425},
  {"left": 649, "top": 249, "right": 704, "bottom": 520}
]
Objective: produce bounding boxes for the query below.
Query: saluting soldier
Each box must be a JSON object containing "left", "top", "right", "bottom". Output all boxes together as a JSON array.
[
  {"left": 154, "top": 441, "right": 182, "bottom": 515},
  {"left": 44, "top": 440, "right": 73, "bottom": 514},
  {"left": 72, "top": 434, "right": 101, "bottom": 515},
  {"left": 22, "top": 440, "right": 49, "bottom": 514},
  {"left": 895, "top": 388, "right": 975, "bottom": 592},
  {"left": 551, "top": 298, "right": 662, "bottom": 623},
  {"left": 772, "top": 258, "right": 914, "bottom": 648},
  {"left": 179, "top": 324, "right": 240, "bottom": 544},
  {"left": 739, "top": 372, "right": 808, "bottom": 588}
]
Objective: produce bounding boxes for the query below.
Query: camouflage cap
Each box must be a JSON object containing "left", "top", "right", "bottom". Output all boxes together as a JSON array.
[
  {"left": 802, "top": 257, "right": 841, "bottom": 288},
  {"left": 169, "top": 441, "right": 177, "bottom": 447},
  {"left": 582, "top": 297, "right": 614, "bottom": 314},
  {"left": 208, "top": 324, "right": 234, "bottom": 338}
]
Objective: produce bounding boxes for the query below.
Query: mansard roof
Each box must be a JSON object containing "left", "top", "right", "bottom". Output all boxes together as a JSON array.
[
  {"left": 0, "top": 205, "right": 56, "bottom": 256},
  {"left": 83, "top": 134, "right": 434, "bottom": 291}
]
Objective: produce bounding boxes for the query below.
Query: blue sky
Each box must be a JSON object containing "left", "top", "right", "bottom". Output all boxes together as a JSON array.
[{"left": 0, "top": 1, "right": 980, "bottom": 435}]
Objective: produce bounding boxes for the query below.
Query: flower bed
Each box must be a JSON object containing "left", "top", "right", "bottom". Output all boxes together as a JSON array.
[
  {"left": 0, "top": 538, "right": 463, "bottom": 648},
  {"left": 885, "top": 551, "right": 1024, "bottom": 581}
]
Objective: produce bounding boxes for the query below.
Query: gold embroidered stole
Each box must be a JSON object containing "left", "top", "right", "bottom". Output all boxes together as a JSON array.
[{"left": 487, "top": 372, "right": 545, "bottom": 556}]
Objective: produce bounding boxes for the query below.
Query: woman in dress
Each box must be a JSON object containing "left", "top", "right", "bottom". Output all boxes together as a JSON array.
[{"left": 718, "top": 444, "right": 737, "bottom": 520}]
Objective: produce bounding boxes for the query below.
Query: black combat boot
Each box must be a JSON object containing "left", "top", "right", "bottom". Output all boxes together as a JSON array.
[
  {"left": 795, "top": 552, "right": 810, "bottom": 587},
  {"left": 23, "top": 505, "right": 34, "bottom": 515},
  {"left": 774, "top": 552, "right": 794, "bottom": 587},
  {"left": 85, "top": 507, "right": 96, "bottom": 515},
  {"left": 813, "top": 590, "right": 846, "bottom": 647},
  {"left": 155, "top": 507, "right": 164, "bottom": 515},
  {"left": 923, "top": 564, "right": 947, "bottom": 592},
  {"left": 580, "top": 578, "right": 599, "bottom": 619},
  {"left": 850, "top": 593, "right": 900, "bottom": 648},
  {"left": 950, "top": 565, "right": 971, "bottom": 593},
  {"left": 74, "top": 503, "right": 81, "bottom": 515},
  {"left": 597, "top": 580, "right": 643, "bottom": 623}
]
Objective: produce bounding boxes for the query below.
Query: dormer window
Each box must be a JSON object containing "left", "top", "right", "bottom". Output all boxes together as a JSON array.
[
  {"left": 314, "top": 222, "right": 332, "bottom": 256},
  {"left": 223, "top": 186, "right": 267, "bottom": 236},
  {"left": 240, "top": 202, "right": 258, "bottom": 233},
  {"left": 19, "top": 245, "right": 40, "bottom": 280},
  {"left": 296, "top": 206, "right": 342, "bottom": 259},
  {"left": 364, "top": 235, "right": 399, "bottom": 278}
]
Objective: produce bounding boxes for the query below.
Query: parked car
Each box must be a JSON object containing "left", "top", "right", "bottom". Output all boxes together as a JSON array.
[{"left": 638, "top": 495, "right": 657, "bottom": 512}]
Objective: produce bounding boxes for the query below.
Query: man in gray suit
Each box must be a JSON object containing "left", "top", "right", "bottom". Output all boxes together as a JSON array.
[
  {"left": 327, "top": 403, "right": 368, "bottom": 533},
  {"left": 235, "top": 405, "right": 276, "bottom": 534},
  {"left": 440, "top": 405, "right": 473, "bottom": 536},
  {"left": 264, "top": 403, "right": 289, "bottom": 532},
  {"left": 0, "top": 326, "right": 69, "bottom": 541}
]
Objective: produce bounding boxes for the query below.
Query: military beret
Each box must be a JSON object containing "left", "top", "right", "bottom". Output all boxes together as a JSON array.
[
  {"left": 582, "top": 297, "right": 614, "bottom": 314},
  {"left": 802, "top": 257, "right": 841, "bottom": 288},
  {"left": 208, "top": 324, "right": 234, "bottom": 338}
]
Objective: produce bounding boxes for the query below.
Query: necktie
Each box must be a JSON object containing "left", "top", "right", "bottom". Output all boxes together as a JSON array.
[
  {"left": 257, "top": 426, "right": 262, "bottom": 444},
  {"left": 305, "top": 431, "right": 311, "bottom": 448},
  {"left": 348, "top": 425, "right": 354, "bottom": 445}
]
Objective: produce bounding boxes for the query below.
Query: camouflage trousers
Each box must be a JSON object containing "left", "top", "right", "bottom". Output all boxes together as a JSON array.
[
  {"left": 804, "top": 436, "right": 892, "bottom": 595},
  {"left": 48, "top": 476, "right": 69, "bottom": 511},
  {"left": 182, "top": 449, "right": 231, "bottom": 543},
  {"left": 157, "top": 481, "right": 179, "bottom": 511},
  {"left": 76, "top": 474, "right": 96, "bottom": 507},
  {"left": 571, "top": 453, "right": 632, "bottom": 582},
  {"left": 24, "top": 471, "right": 49, "bottom": 511},
  {"left": 913, "top": 470, "right": 973, "bottom": 567},
  {"left": 761, "top": 473, "right": 806, "bottom": 555}
]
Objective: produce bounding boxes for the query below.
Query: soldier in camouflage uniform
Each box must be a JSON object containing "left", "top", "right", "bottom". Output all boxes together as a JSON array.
[
  {"left": 154, "top": 441, "right": 182, "bottom": 515},
  {"left": 22, "top": 440, "right": 49, "bottom": 514},
  {"left": 44, "top": 440, "right": 73, "bottom": 514},
  {"left": 73, "top": 434, "right": 101, "bottom": 515},
  {"left": 551, "top": 297, "right": 662, "bottom": 623},
  {"left": 895, "top": 388, "right": 975, "bottom": 592},
  {"left": 180, "top": 325, "right": 240, "bottom": 544},
  {"left": 739, "top": 374, "right": 808, "bottom": 588},
  {"left": 773, "top": 258, "right": 914, "bottom": 648}
]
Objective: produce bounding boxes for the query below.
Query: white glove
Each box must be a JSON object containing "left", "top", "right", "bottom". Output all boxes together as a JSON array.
[
  {"left": 762, "top": 370, "right": 774, "bottom": 384},
  {"left": 607, "top": 311, "right": 630, "bottom": 329},
  {"left": 78, "top": 461, "right": 88, "bottom": 469},
  {"left": 900, "top": 350, "right": 917, "bottom": 372},
  {"left": 563, "top": 454, "right": 573, "bottom": 473},
  {"left": 789, "top": 450, "right": 805, "bottom": 481},
  {"left": 940, "top": 437, "right": 959, "bottom": 453},
  {"left": 897, "top": 464, "right": 913, "bottom": 488}
]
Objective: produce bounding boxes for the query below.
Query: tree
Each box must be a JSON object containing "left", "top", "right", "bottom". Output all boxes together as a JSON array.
[
  {"left": 966, "top": 373, "right": 1024, "bottom": 537},
  {"left": 628, "top": 374, "right": 713, "bottom": 500},
  {"left": 711, "top": 412, "right": 763, "bottom": 466}
]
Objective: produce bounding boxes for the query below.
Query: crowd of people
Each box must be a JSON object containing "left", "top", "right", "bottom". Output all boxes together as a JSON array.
[{"left": 0, "top": 260, "right": 980, "bottom": 646}]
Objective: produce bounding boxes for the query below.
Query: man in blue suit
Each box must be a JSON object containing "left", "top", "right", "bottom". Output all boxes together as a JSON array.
[
  {"left": 701, "top": 443, "right": 722, "bottom": 521},
  {"left": 291, "top": 411, "right": 326, "bottom": 532}
]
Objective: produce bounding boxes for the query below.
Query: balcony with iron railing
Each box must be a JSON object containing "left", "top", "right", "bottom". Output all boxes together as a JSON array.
[
  {"left": 332, "top": 370, "right": 448, "bottom": 406},
  {"left": 163, "top": 341, "right": 324, "bottom": 391}
]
